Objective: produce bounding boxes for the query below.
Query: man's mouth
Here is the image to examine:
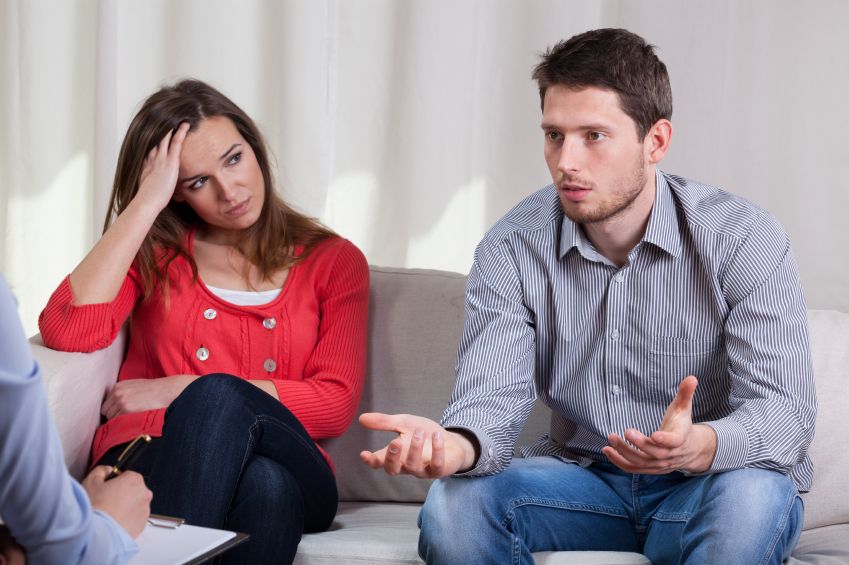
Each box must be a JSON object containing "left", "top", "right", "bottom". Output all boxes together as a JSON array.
[{"left": 559, "top": 183, "right": 592, "bottom": 202}]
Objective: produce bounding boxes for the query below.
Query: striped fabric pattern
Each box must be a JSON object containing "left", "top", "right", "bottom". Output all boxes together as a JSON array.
[{"left": 442, "top": 170, "right": 816, "bottom": 491}]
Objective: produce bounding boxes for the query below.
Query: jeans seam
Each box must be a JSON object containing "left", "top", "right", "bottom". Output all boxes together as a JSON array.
[
  {"left": 501, "top": 497, "right": 630, "bottom": 522},
  {"left": 222, "top": 419, "right": 260, "bottom": 531},
  {"left": 254, "top": 415, "right": 333, "bottom": 473},
  {"left": 501, "top": 497, "right": 630, "bottom": 563},
  {"left": 758, "top": 493, "right": 799, "bottom": 565}
]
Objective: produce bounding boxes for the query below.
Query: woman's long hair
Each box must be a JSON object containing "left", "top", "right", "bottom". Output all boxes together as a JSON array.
[{"left": 105, "top": 79, "right": 335, "bottom": 300}]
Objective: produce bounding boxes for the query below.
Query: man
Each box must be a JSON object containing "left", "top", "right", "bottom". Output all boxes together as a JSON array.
[
  {"left": 0, "top": 275, "right": 152, "bottom": 564},
  {"left": 360, "top": 28, "right": 815, "bottom": 564}
]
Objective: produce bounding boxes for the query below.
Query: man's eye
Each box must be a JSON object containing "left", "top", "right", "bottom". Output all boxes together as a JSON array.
[
  {"left": 546, "top": 131, "right": 562, "bottom": 142},
  {"left": 587, "top": 132, "right": 606, "bottom": 142},
  {"left": 227, "top": 152, "right": 242, "bottom": 165}
]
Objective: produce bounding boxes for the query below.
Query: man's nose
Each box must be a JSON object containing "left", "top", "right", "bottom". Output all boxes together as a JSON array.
[{"left": 556, "top": 138, "right": 582, "bottom": 174}]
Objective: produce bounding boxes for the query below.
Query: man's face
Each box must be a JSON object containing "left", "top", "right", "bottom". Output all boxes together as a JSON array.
[{"left": 541, "top": 85, "right": 651, "bottom": 226}]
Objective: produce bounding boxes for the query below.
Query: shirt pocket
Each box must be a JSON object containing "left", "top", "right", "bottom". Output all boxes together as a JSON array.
[{"left": 650, "top": 335, "right": 723, "bottom": 390}]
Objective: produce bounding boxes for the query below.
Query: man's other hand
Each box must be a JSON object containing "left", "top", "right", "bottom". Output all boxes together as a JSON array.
[
  {"left": 602, "top": 375, "right": 718, "bottom": 474},
  {"left": 358, "top": 413, "right": 478, "bottom": 478},
  {"left": 82, "top": 466, "right": 152, "bottom": 538}
]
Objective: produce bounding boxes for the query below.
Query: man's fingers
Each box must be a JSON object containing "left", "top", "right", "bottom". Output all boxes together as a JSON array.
[
  {"left": 359, "top": 449, "right": 385, "bottom": 469},
  {"left": 624, "top": 429, "right": 676, "bottom": 458},
  {"left": 427, "top": 430, "right": 445, "bottom": 475},
  {"left": 672, "top": 375, "right": 698, "bottom": 410},
  {"left": 383, "top": 438, "right": 405, "bottom": 475},
  {"left": 359, "top": 412, "right": 404, "bottom": 433},
  {"left": 405, "top": 429, "right": 425, "bottom": 470}
]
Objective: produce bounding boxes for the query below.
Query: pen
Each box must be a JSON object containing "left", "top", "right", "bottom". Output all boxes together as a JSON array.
[{"left": 105, "top": 434, "right": 151, "bottom": 480}]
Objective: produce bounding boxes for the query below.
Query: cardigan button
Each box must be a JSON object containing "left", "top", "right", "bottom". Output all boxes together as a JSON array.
[
  {"left": 263, "top": 359, "right": 277, "bottom": 372},
  {"left": 262, "top": 317, "right": 277, "bottom": 330},
  {"left": 196, "top": 346, "right": 210, "bottom": 361},
  {"left": 203, "top": 308, "right": 217, "bottom": 320}
]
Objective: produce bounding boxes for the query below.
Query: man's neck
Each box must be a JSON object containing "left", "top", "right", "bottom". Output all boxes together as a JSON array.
[{"left": 582, "top": 173, "right": 657, "bottom": 268}]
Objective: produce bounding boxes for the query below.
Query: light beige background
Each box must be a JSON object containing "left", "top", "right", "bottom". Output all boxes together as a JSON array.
[{"left": 2, "top": 0, "right": 847, "bottom": 335}]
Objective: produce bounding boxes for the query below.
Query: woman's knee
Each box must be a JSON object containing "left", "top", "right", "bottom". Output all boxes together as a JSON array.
[{"left": 167, "top": 374, "right": 258, "bottom": 424}]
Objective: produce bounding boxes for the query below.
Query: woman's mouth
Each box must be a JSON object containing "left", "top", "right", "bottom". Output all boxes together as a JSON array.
[{"left": 226, "top": 199, "right": 251, "bottom": 218}]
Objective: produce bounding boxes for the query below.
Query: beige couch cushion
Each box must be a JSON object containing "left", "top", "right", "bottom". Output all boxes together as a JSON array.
[
  {"left": 800, "top": 310, "right": 849, "bottom": 529},
  {"left": 322, "top": 267, "right": 467, "bottom": 502}
]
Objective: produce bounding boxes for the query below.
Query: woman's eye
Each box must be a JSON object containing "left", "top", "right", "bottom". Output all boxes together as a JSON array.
[
  {"left": 227, "top": 152, "right": 242, "bottom": 166},
  {"left": 189, "top": 177, "right": 208, "bottom": 190}
]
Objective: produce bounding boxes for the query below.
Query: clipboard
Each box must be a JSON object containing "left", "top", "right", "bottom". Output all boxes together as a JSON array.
[{"left": 128, "top": 515, "right": 249, "bottom": 565}]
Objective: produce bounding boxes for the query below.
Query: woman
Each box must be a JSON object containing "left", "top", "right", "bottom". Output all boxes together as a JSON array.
[{"left": 39, "top": 79, "right": 369, "bottom": 563}]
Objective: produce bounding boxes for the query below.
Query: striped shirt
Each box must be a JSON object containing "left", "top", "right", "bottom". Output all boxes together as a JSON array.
[{"left": 442, "top": 170, "right": 816, "bottom": 491}]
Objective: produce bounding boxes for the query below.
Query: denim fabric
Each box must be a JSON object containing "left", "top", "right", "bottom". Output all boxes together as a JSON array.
[
  {"left": 98, "top": 373, "right": 337, "bottom": 564},
  {"left": 418, "top": 457, "right": 802, "bottom": 565}
]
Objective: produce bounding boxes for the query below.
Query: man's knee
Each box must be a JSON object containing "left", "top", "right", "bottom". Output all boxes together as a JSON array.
[
  {"left": 418, "top": 477, "right": 496, "bottom": 562},
  {"left": 708, "top": 468, "right": 799, "bottom": 519}
]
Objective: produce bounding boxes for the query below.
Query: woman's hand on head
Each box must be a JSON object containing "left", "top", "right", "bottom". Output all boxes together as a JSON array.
[
  {"left": 101, "top": 374, "right": 199, "bottom": 419},
  {"left": 135, "top": 122, "right": 191, "bottom": 213}
]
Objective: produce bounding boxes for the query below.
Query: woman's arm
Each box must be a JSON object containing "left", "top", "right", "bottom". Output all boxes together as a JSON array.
[
  {"left": 267, "top": 241, "right": 370, "bottom": 438},
  {"left": 70, "top": 124, "right": 189, "bottom": 305}
]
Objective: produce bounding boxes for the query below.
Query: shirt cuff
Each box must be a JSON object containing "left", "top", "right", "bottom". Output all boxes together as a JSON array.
[
  {"left": 444, "top": 425, "right": 499, "bottom": 477},
  {"left": 89, "top": 509, "right": 139, "bottom": 563},
  {"left": 703, "top": 417, "right": 749, "bottom": 472}
]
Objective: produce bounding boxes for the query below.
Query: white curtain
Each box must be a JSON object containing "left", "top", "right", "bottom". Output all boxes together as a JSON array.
[{"left": 2, "top": 0, "right": 848, "bottom": 335}]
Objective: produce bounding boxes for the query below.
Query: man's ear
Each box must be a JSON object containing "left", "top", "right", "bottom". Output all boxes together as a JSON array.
[{"left": 645, "top": 119, "right": 672, "bottom": 165}]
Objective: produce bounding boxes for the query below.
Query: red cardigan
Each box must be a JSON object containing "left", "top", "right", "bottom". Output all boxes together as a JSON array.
[{"left": 39, "top": 235, "right": 369, "bottom": 468}]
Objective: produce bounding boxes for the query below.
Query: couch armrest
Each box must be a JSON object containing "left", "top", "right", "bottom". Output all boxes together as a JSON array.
[{"left": 29, "top": 331, "right": 126, "bottom": 480}]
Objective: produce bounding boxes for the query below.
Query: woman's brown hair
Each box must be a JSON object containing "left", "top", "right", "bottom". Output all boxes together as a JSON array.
[{"left": 105, "top": 79, "right": 335, "bottom": 299}]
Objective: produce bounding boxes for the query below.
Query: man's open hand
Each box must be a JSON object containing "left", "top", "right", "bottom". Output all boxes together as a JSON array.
[
  {"left": 602, "top": 375, "right": 717, "bottom": 474},
  {"left": 358, "top": 413, "right": 477, "bottom": 478}
]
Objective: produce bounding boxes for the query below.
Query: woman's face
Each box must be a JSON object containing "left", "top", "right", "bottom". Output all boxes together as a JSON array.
[{"left": 173, "top": 116, "right": 266, "bottom": 243}]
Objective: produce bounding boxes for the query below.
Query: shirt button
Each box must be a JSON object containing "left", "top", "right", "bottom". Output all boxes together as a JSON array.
[
  {"left": 611, "top": 384, "right": 621, "bottom": 395},
  {"left": 203, "top": 308, "right": 217, "bottom": 320},
  {"left": 614, "top": 273, "right": 624, "bottom": 283},
  {"left": 262, "top": 317, "right": 277, "bottom": 330},
  {"left": 609, "top": 329, "right": 620, "bottom": 341},
  {"left": 196, "top": 346, "right": 210, "bottom": 361},
  {"left": 263, "top": 359, "right": 277, "bottom": 372}
]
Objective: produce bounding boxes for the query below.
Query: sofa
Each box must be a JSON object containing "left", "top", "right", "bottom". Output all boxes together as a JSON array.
[{"left": 33, "top": 266, "right": 849, "bottom": 564}]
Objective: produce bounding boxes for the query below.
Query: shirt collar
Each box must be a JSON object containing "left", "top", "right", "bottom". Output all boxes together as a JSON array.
[
  {"left": 643, "top": 170, "right": 682, "bottom": 258},
  {"left": 558, "top": 169, "right": 682, "bottom": 260}
]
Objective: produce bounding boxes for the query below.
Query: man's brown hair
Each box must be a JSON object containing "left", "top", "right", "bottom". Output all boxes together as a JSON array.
[{"left": 532, "top": 28, "right": 672, "bottom": 139}]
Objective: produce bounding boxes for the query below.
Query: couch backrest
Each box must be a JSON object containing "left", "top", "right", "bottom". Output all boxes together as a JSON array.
[
  {"left": 323, "top": 266, "right": 572, "bottom": 502},
  {"left": 799, "top": 309, "right": 849, "bottom": 529},
  {"left": 325, "top": 267, "right": 849, "bottom": 532},
  {"left": 321, "top": 267, "right": 467, "bottom": 502}
]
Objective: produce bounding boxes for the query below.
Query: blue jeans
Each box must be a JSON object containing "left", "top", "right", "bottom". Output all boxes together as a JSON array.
[
  {"left": 98, "top": 374, "right": 337, "bottom": 564},
  {"left": 418, "top": 457, "right": 803, "bottom": 565}
]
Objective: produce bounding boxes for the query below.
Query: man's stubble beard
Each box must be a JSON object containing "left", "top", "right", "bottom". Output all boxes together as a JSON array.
[{"left": 561, "top": 151, "right": 648, "bottom": 225}]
